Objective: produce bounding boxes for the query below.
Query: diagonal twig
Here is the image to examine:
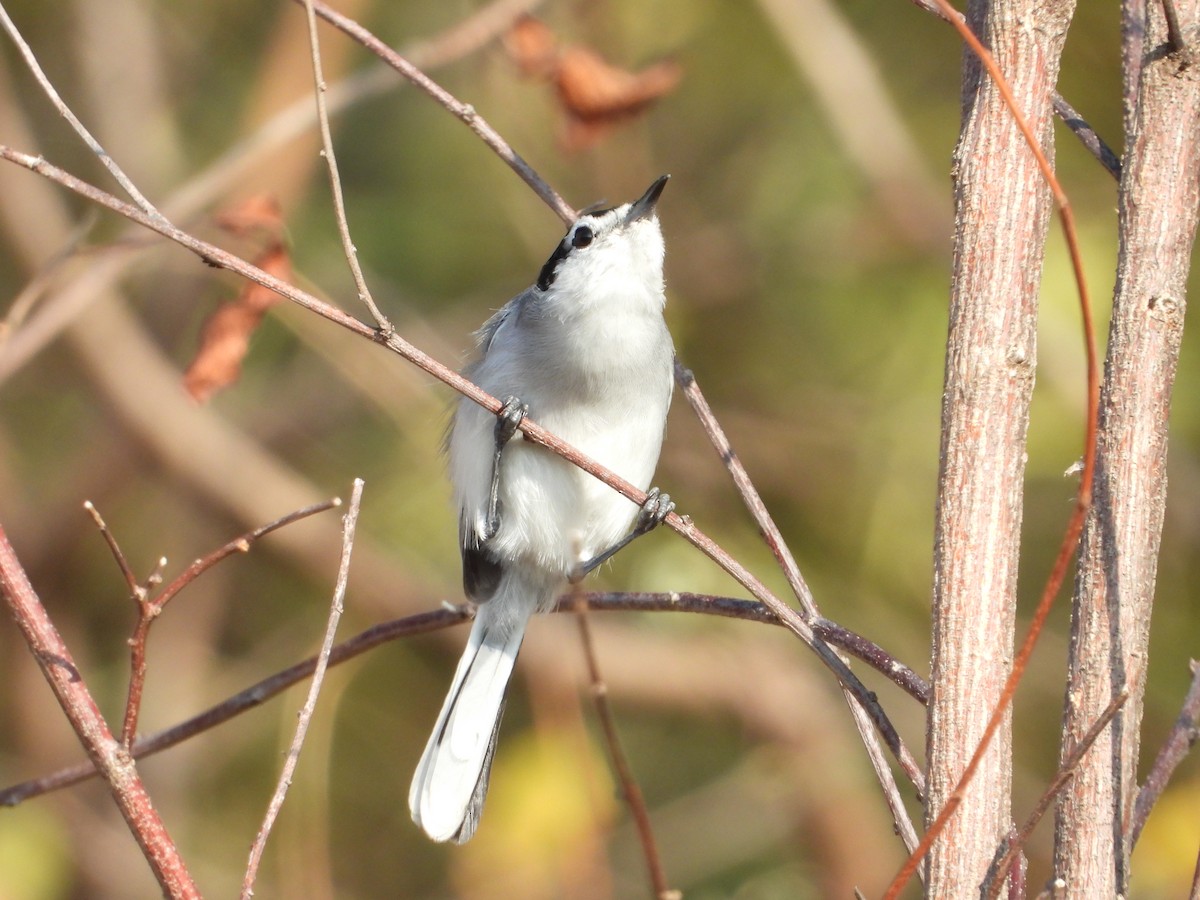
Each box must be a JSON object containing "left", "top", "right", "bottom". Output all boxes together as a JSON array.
[
  {"left": 0, "top": 0, "right": 542, "bottom": 385},
  {"left": 0, "top": 2, "right": 165, "bottom": 219},
  {"left": 901, "top": 0, "right": 1122, "bottom": 179},
  {"left": 83, "top": 500, "right": 140, "bottom": 596},
  {"left": 675, "top": 361, "right": 924, "bottom": 859},
  {"left": 1130, "top": 659, "right": 1200, "bottom": 847},
  {"left": 241, "top": 479, "right": 361, "bottom": 899},
  {"left": 981, "top": 691, "right": 1128, "bottom": 898},
  {"left": 295, "top": 0, "right": 576, "bottom": 224}
]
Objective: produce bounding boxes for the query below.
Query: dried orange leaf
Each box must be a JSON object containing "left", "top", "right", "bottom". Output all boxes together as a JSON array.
[
  {"left": 556, "top": 48, "right": 682, "bottom": 121},
  {"left": 183, "top": 241, "right": 291, "bottom": 403}
]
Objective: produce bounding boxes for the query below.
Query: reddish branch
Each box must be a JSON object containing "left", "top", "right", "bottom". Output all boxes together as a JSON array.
[
  {"left": 97, "top": 497, "right": 341, "bottom": 747},
  {"left": 0, "top": 525, "right": 200, "bottom": 899}
]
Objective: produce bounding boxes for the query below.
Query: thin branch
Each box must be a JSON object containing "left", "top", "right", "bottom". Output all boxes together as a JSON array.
[
  {"left": 573, "top": 589, "right": 677, "bottom": 900},
  {"left": 901, "top": 0, "right": 1122, "bottom": 179},
  {"left": 675, "top": 362, "right": 924, "bottom": 857},
  {"left": 295, "top": 0, "right": 576, "bottom": 224},
  {"left": 1052, "top": 93, "right": 1123, "bottom": 180},
  {"left": 674, "top": 362, "right": 815, "bottom": 616},
  {"left": 0, "top": 2, "right": 164, "bottom": 220},
  {"left": 241, "top": 480, "right": 360, "bottom": 899},
  {"left": 884, "top": 0, "right": 1102, "bottom": 892},
  {"left": 151, "top": 498, "right": 342, "bottom": 614},
  {"left": 1, "top": 607, "right": 473, "bottom": 807},
  {"left": 82, "top": 500, "right": 139, "bottom": 597},
  {"left": 1130, "top": 659, "right": 1200, "bottom": 847},
  {"left": 299, "top": 0, "right": 391, "bottom": 331},
  {"left": 119, "top": 497, "right": 342, "bottom": 747},
  {"left": 0, "top": 145, "right": 924, "bottom": 798},
  {"left": 0, "top": 591, "right": 916, "bottom": 806},
  {"left": 813, "top": 617, "right": 927, "bottom": 704},
  {"left": 0, "top": 523, "right": 200, "bottom": 898},
  {"left": 981, "top": 692, "right": 1128, "bottom": 899},
  {"left": 1161, "top": 0, "right": 1190, "bottom": 56}
]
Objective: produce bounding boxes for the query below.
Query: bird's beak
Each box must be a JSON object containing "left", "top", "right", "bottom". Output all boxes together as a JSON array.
[{"left": 625, "top": 174, "right": 670, "bottom": 223}]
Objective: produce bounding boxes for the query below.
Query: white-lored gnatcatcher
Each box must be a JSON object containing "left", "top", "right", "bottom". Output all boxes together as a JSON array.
[{"left": 409, "top": 176, "right": 677, "bottom": 843}]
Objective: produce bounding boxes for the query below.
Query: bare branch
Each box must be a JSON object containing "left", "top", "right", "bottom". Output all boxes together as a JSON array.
[
  {"left": 1052, "top": 93, "right": 1122, "bottom": 180},
  {"left": 1130, "top": 660, "right": 1200, "bottom": 847},
  {"left": 573, "top": 589, "right": 677, "bottom": 900},
  {"left": 901, "top": 0, "right": 1122, "bottom": 178},
  {"left": 0, "top": 3, "right": 164, "bottom": 220},
  {"left": 1056, "top": 0, "right": 1200, "bottom": 890},
  {"left": 675, "top": 362, "right": 924, "bottom": 857},
  {"left": 982, "top": 692, "right": 1128, "bottom": 898},
  {"left": 0, "top": 591, "right": 918, "bottom": 806},
  {"left": 1161, "top": 0, "right": 1190, "bottom": 55},
  {"left": 82, "top": 500, "right": 140, "bottom": 597},
  {"left": 896, "top": 0, "right": 1100, "bottom": 894},
  {"left": 299, "top": 0, "right": 391, "bottom": 331},
  {"left": 0, "top": 523, "right": 199, "bottom": 898},
  {"left": 0, "top": 0, "right": 539, "bottom": 384},
  {"left": 295, "top": 0, "right": 576, "bottom": 224},
  {"left": 242, "top": 480, "right": 361, "bottom": 898},
  {"left": 119, "top": 497, "right": 342, "bottom": 746},
  {"left": 673, "top": 363, "right": 815, "bottom": 616}
]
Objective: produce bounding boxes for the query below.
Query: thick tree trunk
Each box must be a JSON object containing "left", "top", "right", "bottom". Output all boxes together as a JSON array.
[
  {"left": 927, "top": 0, "right": 1076, "bottom": 894},
  {"left": 1054, "top": 2, "right": 1200, "bottom": 895}
]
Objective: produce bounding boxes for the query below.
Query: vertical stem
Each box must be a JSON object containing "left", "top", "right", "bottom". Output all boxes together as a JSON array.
[
  {"left": 927, "top": 0, "right": 1075, "bottom": 894},
  {"left": 1054, "top": 1, "right": 1200, "bottom": 894}
]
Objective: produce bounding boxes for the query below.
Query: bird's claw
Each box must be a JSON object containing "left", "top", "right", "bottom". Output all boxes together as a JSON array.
[
  {"left": 495, "top": 396, "right": 527, "bottom": 447},
  {"left": 634, "top": 487, "right": 674, "bottom": 535}
]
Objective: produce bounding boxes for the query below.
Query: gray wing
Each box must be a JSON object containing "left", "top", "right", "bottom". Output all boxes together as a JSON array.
[{"left": 454, "top": 287, "right": 538, "bottom": 604}]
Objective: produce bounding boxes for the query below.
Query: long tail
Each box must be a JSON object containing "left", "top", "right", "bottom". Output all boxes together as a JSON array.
[{"left": 409, "top": 584, "right": 541, "bottom": 843}]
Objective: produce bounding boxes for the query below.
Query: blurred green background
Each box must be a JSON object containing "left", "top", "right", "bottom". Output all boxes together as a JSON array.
[{"left": 0, "top": 0, "right": 1197, "bottom": 897}]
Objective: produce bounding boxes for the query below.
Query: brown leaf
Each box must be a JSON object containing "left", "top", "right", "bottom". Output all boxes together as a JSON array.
[
  {"left": 183, "top": 202, "right": 291, "bottom": 403},
  {"left": 504, "top": 15, "right": 559, "bottom": 79},
  {"left": 555, "top": 48, "right": 681, "bottom": 122},
  {"left": 505, "top": 16, "right": 682, "bottom": 152}
]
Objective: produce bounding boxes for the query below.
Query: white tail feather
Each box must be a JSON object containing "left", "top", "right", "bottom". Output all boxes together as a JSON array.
[{"left": 409, "top": 595, "right": 533, "bottom": 843}]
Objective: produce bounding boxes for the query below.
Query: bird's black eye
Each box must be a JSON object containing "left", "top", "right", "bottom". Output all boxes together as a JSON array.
[{"left": 572, "top": 225, "right": 594, "bottom": 249}]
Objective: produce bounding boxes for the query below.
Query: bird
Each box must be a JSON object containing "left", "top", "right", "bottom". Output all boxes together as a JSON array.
[{"left": 409, "top": 175, "right": 676, "bottom": 843}]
